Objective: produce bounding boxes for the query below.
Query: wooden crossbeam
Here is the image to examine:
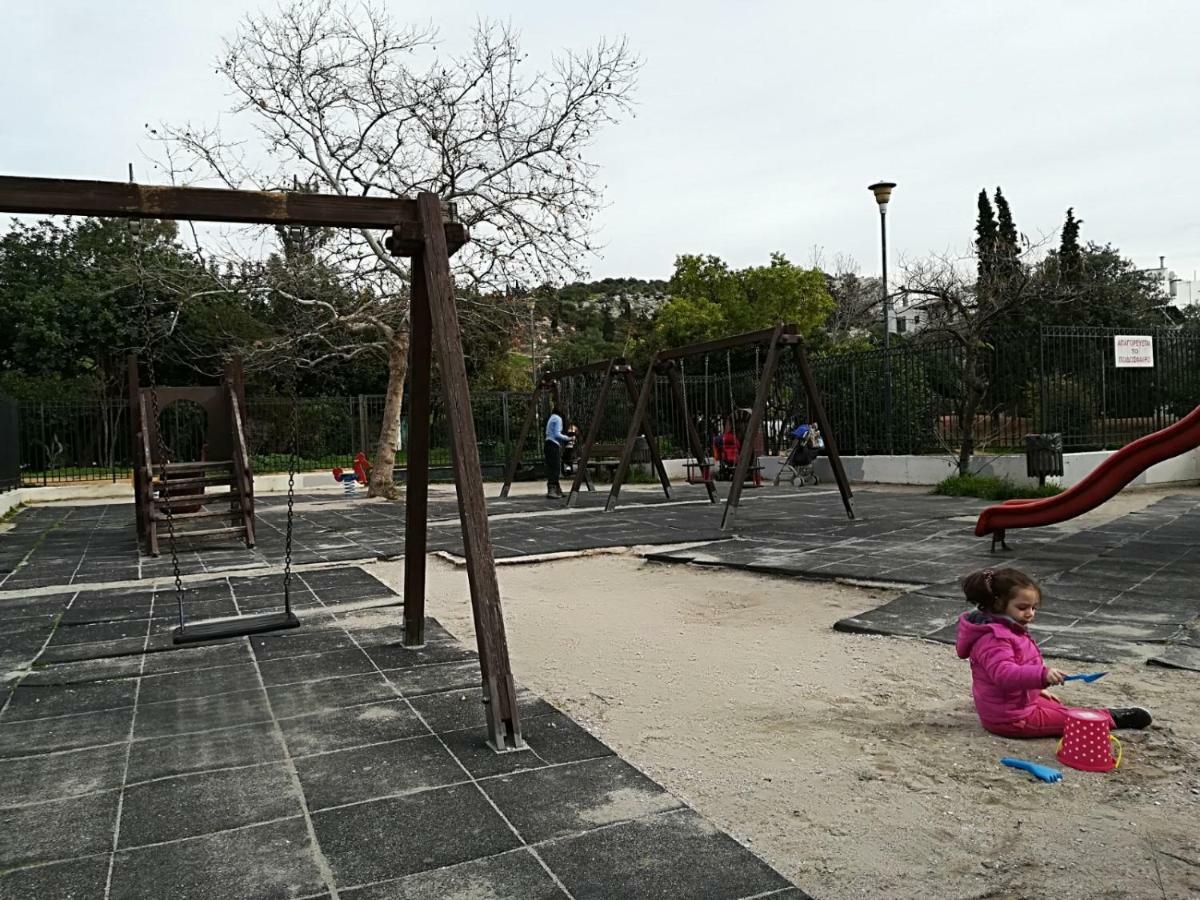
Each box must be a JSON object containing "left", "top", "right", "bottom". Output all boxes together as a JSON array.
[
  {"left": 654, "top": 326, "right": 792, "bottom": 363},
  {"left": 0, "top": 175, "right": 466, "bottom": 255}
]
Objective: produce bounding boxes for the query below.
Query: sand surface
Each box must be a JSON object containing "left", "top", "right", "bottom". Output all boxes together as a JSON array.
[{"left": 371, "top": 547, "right": 1200, "bottom": 900}]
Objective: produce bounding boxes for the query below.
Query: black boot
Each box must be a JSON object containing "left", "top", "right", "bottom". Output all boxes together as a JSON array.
[{"left": 1108, "top": 707, "right": 1152, "bottom": 730}]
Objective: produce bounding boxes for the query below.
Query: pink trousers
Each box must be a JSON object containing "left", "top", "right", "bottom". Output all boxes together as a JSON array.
[{"left": 984, "top": 694, "right": 1114, "bottom": 739}]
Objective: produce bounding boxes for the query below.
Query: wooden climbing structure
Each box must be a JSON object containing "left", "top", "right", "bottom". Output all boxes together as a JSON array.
[{"left": 128, "top": 355, "right": 256, "bottom": 556}]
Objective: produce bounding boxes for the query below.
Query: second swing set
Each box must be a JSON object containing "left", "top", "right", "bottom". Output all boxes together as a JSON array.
[{"left": 501, "top": 323, "right": 855, "bottom": 530}]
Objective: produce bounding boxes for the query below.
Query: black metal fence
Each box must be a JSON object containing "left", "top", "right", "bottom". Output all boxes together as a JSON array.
[
  {"left": 0, "top": 396, "right": 19, "bottom": 493},
  {"left": 11, "top": 327, "right": 1200, "bottom": 485},
  {"left": 791, "top": 326, "right": 1200, "bottom": 456}
]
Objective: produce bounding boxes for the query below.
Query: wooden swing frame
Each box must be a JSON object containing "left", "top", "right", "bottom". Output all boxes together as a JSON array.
[
  {"left": 605, "top": 323, "right": 856, "bottom": 529},
  {"left": 0, "top": 174, "right": 523, "bottom": 751},
  {"left": 497, "top": 357, "right": 673, "bottom": 506}
]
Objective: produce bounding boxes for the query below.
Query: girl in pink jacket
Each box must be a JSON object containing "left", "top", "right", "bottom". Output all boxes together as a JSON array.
[{"left": 955, "top": 567, "right": 1152, "bottom": 737}]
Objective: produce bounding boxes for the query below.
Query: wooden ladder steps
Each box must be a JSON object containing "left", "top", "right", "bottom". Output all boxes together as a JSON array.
[
  {"left": 153, "top": 474, "right": 235, "bottom": 490},
  {"left": 161, "top": 460, "right": 234, "bottom": 472},
  {"left": 151, "top": 508, "right": 243, "bottom": 522},
  {"left": 157, "top": 525, "right": 247, "bottom": 540},
  {"left": 153, "top": 491, "right": 241, "bottom": 507}
]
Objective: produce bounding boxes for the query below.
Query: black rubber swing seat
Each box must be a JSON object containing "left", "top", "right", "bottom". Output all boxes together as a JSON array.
[{"left": 173, "top": 610, "right": 300, "bottom": 644}]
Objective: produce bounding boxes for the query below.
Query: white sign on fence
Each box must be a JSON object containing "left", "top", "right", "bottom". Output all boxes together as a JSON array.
[{"left": 1114, "top": 335, "right": 1154, "bottom": 368}]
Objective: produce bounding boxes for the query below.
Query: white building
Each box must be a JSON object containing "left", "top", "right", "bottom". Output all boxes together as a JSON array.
[
  {"left": 1143, "top": 257, "right": 1200, "bottom": 308},
  {"left": 890, "top": 294, "right": 929, "bottom": 335}
]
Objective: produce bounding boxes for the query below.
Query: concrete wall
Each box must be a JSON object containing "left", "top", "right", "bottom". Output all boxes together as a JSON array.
[
  {"left": 756, "top": 446, "right": 1200, "bottom": 488},
  {"left": 5, "top": 445, "right": 1196, "bottom": 517}
]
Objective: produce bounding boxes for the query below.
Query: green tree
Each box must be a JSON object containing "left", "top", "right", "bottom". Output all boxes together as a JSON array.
[
  {"left": 651, "top": 252, "right": 833, "bottom": 349},
  {"left": 0, "top": 216, "right": 214, "bottom": 396},
  {"left": 1059, "top": 207, "right": 1083, "bottom": 285},
  {"left": 975, "top": 190, "right": 999, "bottom": 280},
  {"left": 993, "top": 187, "right": 1022, "bottom": 275}
]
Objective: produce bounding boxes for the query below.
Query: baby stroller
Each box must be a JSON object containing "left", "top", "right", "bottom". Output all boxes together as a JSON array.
[{"left": 775, "top": 423, "right": 822, "bottom": 487}]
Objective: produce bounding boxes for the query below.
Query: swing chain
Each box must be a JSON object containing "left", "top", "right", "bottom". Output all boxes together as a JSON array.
[
  {"left": 131, "top": 216, "right": 186, "bottom": 611},
  {"left": 282, "top": 361, "right": 300, "bottom": 608}
]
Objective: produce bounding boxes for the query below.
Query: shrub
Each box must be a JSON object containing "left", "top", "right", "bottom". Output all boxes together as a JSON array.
[
  {"left": 1023, "top": 376, "right": 1097, "bottom": 448},
  {"left": 933, "top": 473, "right": 1062, "bottom": 501}
]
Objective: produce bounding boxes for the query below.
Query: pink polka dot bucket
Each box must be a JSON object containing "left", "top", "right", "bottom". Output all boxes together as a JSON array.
[{"left": 1057, "top": 708, "right": 1122, "bottom": 772}]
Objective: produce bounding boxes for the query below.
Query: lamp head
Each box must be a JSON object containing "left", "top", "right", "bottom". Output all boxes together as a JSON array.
[{"left": 869, "top": 181, "right": 897, "bottom": 209}]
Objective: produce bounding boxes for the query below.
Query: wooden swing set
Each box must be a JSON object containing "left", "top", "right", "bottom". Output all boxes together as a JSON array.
[
  {"left": 498, "top": 357, "right": 673, "bottom": 505},
  {"left": 605, "top": 323, "right": 856, "bottom": 529},
  {"left": 0, "top": 174, "right": 524, "bottom": 751}
]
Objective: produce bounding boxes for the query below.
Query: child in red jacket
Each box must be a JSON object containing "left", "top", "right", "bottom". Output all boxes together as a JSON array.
[{"left": 955, "top": 567, "right": 1151, "bottom": 737}]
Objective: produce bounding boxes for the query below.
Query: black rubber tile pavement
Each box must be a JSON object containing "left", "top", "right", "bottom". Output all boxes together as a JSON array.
[
  {"left": 0, "top": 706, "right": 133, "bottom": 758},
  {"left": 109, "top": 817, "right": 327, "bottom": 900},
  {"left": 536, "top": 806, "right": 802, "bottom": 900},
  {"left": 117, "top": 763, "right": 300, "bottom": 848},
  {"left": 0, "top": 790, "right": 119, "bottom": 870},
  {"left": 485, "top": 756, "right": 682, "bottom": 844},
  {"left": 0, "top": 742, "right": 127, "bottom": 807},
  {"left": 279, "top": 700, "right": 427, "bottom": 758},
  {"left": 310, "top": 783, "right": 522, "bottom": 886},
  {"left": 338, "top": 848, "right": 565, "bottom": 900},
  {"left": 2, "top": 679, "right": 137, "bottom": 722},
  {"left": 0, "top": 855, "right": 111, "bottom": 900},
  {"left": 267, "top": 672, "right": 397, "bottom": 719},
  {"left": 126, "top": 721, "right": 286, "bottom": 784},
  {"left": 295, "top": 735, "right": 465, "bottom": 811}
]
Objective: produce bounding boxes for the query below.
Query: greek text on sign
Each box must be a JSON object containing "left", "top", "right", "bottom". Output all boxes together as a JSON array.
[{"left": 1114, "top": 335, "right": 1154, "bottom": 368}]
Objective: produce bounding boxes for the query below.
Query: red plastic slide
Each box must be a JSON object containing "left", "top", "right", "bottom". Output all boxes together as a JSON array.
[{"left": 975, "top": 403, "right": 1200, "bottom": 542}]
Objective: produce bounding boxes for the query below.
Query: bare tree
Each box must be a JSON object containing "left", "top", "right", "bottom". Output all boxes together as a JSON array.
[
  {"left": 898, "top": 247, "right": 1041, "bottom": 475},
  {"left": 825, "top": 255, "right": 883, "bottom": 336},
  {"left": 151, "top": 1, "right": 639, "bottom": 496}
]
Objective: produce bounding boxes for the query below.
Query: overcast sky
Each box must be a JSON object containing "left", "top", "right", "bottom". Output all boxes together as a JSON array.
[{"left": 4, "top": 1, "right": 1199, "bottom": 282}]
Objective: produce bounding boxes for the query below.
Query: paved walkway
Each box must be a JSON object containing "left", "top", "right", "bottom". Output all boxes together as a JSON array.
[{"left": 0, "top": 498, "right": 806, "bottom": 898}]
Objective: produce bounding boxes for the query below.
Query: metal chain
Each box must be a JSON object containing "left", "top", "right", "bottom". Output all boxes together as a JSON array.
[
  {"left": 131, "top": 214, "right": 185, "bottom": 618},
  {"left": 282, "top": 361, "right": 300, "bottom": 611}
]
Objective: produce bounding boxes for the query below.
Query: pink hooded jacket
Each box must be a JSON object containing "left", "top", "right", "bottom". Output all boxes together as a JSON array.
[{"left": 955, "top": 611, "right": 1048, "bottom": 729}]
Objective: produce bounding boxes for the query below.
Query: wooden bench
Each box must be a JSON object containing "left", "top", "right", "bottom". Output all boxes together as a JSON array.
[{"left": 584, "top": 442, "right": 629, "bottom": 478}]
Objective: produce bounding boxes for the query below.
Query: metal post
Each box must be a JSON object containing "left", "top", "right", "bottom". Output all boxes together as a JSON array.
[{"left": 880, "top": 206, "right": 893, "bottom": 455}]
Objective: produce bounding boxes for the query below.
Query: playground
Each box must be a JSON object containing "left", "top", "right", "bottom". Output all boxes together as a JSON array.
[
  {"left": 0, "top": 175, "right": 1198, "bottom": 900},
  {"left": 2, "top": 478, "right": 1200, "bottom": 898}
]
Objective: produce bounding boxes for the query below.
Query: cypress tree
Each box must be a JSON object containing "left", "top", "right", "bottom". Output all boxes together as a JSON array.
[
  {"left": 993, "top": 187, "right": 1021, "bottom": 275},
  {"left": 1059, "top": 207, "right": 1083, "bottom": 285},
  {"left": 975, "top": 189, "right": 998, "bottom": 279}
]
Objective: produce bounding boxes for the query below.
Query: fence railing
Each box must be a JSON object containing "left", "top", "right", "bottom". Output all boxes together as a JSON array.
[
  {"left": 0, "top": 396, "right": 18, "bottom": 493},
  {"left": 10, "top": 326, "right": 1200, "bottom": 486}
]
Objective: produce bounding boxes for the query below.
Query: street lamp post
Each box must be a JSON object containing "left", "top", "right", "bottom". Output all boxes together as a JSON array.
[{"left": 868, "top": 181, "right": 896, "bottom": 455}]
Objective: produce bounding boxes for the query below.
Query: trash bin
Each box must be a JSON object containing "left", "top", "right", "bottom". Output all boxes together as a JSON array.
[
  {"left": 1024, "top": 433, "right": 1063, "bottom": 486},
  {"left": 632, "top": 435, "right": 651, "bottom": 473}
]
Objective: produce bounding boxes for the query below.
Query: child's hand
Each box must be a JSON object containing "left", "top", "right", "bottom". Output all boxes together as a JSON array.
[
  {"left": 1040, "top": 689, "right": 1059, "bottom": 701},
  {"left": 1044, "top": 668, "right": 1067, "bottom": 686}
]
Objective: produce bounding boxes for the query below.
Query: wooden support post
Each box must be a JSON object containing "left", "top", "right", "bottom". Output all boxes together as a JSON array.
[
  {"left": 620, "top": 368, "right": 672, "bottom": 500},
  {"left": 499, "top": 379, "right": 546, "bottom": 498},
  {"left": 417, "top": 194, "right": 522, "bottom": 751},
  {"left": 666, "top": 360, "right": 718, "bottom": 503},
  {"left": 792, "top": 341, "right": 855, "bottom": 519},
  {"left": 605, "top": 358, "right": 658, "bottom": 512},
  {"left": 721, "top": 324, "right": 784, "bottom": 531},
  {"left": 566, "top": 361, "right": 615, "bottom": 506},
  {"left": 403, "top": 255, "right": 433, "bottom": 647}
]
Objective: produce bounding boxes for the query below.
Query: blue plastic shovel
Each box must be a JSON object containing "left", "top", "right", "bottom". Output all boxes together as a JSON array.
[
  {"left": 1063, "top": 672, "right": 1108, "bottom": 683},
  {"left": 1001, "top": 757, "right": 1063, "bottom": 783}
]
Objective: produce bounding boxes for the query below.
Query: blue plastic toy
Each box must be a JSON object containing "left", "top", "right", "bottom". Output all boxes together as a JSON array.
[
  {"left": 1063, "top": 672, "right": 1107, "bottom": 683},
  {"left": 1001, "top": 757, "right": 1063, "bottom": 783}
]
